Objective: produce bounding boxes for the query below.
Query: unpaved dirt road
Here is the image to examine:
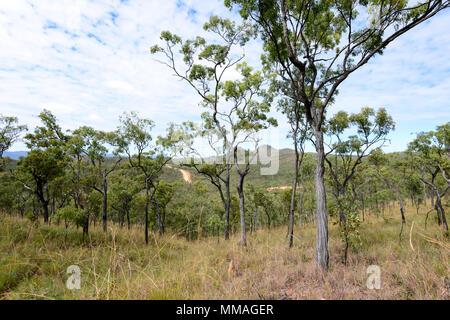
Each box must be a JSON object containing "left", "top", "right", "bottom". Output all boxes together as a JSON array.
[
  {"left": 167, "top": 165, "right": 192, "bottom": 183},
  {"left": 178, "top": 168, "right": 192, "bottom": 183}
]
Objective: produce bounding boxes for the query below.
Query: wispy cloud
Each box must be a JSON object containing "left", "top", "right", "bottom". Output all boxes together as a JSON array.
[{"left": 0, "top": 1, "right": 448, "bottom": 153}]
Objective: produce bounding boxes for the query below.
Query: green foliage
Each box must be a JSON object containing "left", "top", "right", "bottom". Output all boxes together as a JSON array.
[
  {"left": 25, "top": 210, "right": 37, "bottom": 223},
  {"left": 329, "top": 193, "right": 362, "bottom": 251},
  {"left": 0, "top": 115, "right": 27, "bottom": 168},
  {"left": 53, "top": 206, "right": 85, "bottom": 228}
]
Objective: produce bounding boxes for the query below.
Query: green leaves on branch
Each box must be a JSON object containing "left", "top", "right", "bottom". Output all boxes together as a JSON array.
[
  {"left": 325, "top": 107, "right": 395, "bottom": 155},
  {"left": 0, "top": 115, "right": 27, "bottom": 162}
]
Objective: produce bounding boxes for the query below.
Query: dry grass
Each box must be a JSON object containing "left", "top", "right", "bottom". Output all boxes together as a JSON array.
[{"left": 0, "top": 203, "right": 448, "bottom": 300}]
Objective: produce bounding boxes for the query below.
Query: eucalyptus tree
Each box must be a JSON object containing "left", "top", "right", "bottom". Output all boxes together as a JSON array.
[
  {"left": 226, "top": 63, "right": 276, "bottom": 246},
  {"left": 117, "top": 112, "right": 181, "bottom": 243},
  {"left": 277, "top": 98, "right": 310, "bottom": 247},
  {"left": 72, "top": 126, "right": 122, "bottom": 232},
  {"left": 176, "top": 122, "right": 233, "bottom": 240},
  {"left": 154, "top": 181, "right": 179, "bottom": 234},
  {"left": 409, "top": 122, "right": 449, "bottom": 232},
  {"left": 109, "top": 168, "right": 141, "bottom": 229},
  {"left": 48, "top": 174, "right": 72, "bottom": 217},
  {"left": 65, "top": 128, "right": 88, "bottom": 213},
  {"left": 368, "top": 149, "right": 410, "bottom": 239},
  {"left": 404, "top": 171, "right": 424, "bottom": 214},
  {"left": 257, "top": 190, "right": 275, "bottom": 229},
  {"left": 225, "top": 0, "right": 449, "bottom": 269},
  {"left": 15, "top": 110, "right": 68, "bottom": 224},
  {"left": 246, "top": 184, "right": 264, "bottom": 232},
  {"left": 324, "top": 107, "right": 394, "bottom": 221},
  {"left": 348, "top": 160, "right": 382, "bottom": 221},
  {"left": 0, "top": 115, "right": 27, "bottom": 169},
  {"left": 150, "top": 17, "right": 276, "bottom": 245},
  {"left": 320, "top": 107, "right": 393, "bottom": 262}
]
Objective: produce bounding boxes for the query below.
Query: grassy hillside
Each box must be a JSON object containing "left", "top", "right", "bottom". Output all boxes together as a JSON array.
[{"left": 1, "top": 203, "right": 448, "bottom": 300}]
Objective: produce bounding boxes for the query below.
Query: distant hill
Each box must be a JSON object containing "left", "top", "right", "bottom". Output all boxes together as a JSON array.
[{"left": 3, "top": 151, "right": 115, "bottom": 160}]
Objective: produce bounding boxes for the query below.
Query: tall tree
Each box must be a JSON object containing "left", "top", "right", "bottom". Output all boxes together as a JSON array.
[
  {"left": 110, "top": 167, "right": 141, "bottom": 230},
  {"left": 151, "top": 17, "right": 276, "bottom": 245},
  {"left": 225, "top": 0, "right": 449, "bottom": 270},
  {"left": 15, "top": 110, "right": 67, "bottom": 224},
  {"left": 73, "top": 127, "right": 122, "bottom": 232},
  {"left": 117, "top": 112, "right": 181, "bottom": 243},
  {"left": 324, "top": 107, "right": 394, "bottom": 222},
  {"left": 409, "top": 122, "right": 449, "bottom": 232},
  {"left": 154, "top": 181, "right": 179, "bottom": 234},
  {"left": 277, "top": 98, "right": 310, "bottom": 248}
]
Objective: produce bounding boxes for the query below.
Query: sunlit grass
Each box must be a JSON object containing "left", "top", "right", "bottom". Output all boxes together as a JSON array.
[{"left": 0, "top": 202, "right": 448, "bottom": 300}]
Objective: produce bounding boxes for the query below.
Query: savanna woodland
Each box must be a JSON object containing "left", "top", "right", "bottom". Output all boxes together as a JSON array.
[{"left": 0, "top": 0, "right": 449, "bottom": 300}]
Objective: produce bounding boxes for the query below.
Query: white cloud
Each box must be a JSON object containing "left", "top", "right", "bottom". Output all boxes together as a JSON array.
[{"left": 41, "top": 102, "right": 76, "bottom": 114}]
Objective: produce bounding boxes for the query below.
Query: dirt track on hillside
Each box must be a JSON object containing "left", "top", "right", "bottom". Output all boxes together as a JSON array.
[{"left": 167, "top": 165, "right": 192, "bottom": 183}]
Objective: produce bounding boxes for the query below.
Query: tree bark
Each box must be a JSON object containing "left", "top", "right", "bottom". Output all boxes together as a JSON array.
[
  {"left": 237, "top": 174, "right": 247, "bottom": 247},
  {"left": 154, "top": 198, "right": 163, "bottom": 237},
  {"left": 144, "top": 179, "right": 150, "bottom": 245},
  {"left": 224, "top": 168, "right": 231, "bottom": 240},
  {"left": 254, "top": 207, "right": 258, "bottom": 232},
  {"left": 42, "top": 200, "right": 49, "bottom": 224},
  {"left": 314, "top": 129, "right": 329, "bottom": 270},
  {"left": 102, "top": 175, "right": 108, "bottom": 232},
  {"left": 435, "top": 191, "right": 448, "bottom": 232},
  {"left": 288, "top": 146, "right": 299, "bottom": 248},
  {"left": 126, "top": 208, "right": 130, "bottom": 230}
]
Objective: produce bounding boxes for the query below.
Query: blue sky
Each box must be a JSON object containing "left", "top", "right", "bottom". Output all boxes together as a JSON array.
[{"left": 1, "top": 0, "right": 449, "bottom": 152}]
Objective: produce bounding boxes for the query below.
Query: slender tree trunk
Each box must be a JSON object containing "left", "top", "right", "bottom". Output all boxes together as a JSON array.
[
  {"left": 374, "top": 186, "right": 379, "bottom": 215},
  {"left": 119, "top": 208, "right": 125, "bottom": 228},
  {"left": 237, "top": 174, "right": 247, "bottom": 246},
  {"left": 338, "top": 187, "right": 347, "bottom": 225},
  {"left": 435, "top": 192, "right": 448, "bottom": 232},
  {"left": 20, "top": 198, "right": 26, "bottom": 218},
  {"left": 82, "top": 213, "right": 90, "bottom": 240},
  {"left": 398, "top": 196, "right": 406, "bottom": 241},
  {"left": 102, "top": 175, "right": 108, "bottom": 232},
  {"left": 314, "top": 129, "right": 329, "bottom": 270},
  {"left": 431, "top": 190, "right": 435, "bottom": 207},
  {"left": 154, "top": 199, "right": 163, "bottom": 237},
  {"left": 144, "top": 179, "right": 149, "bottom": 245},
  {"left": 42, "top": 200, "right": 49, "bottom": 224},
  {"left": 362, "top": 194, "right": 365, "bottom": 222},
  {"left": 288, "top": 147, "right": 299, "bottom": 248},
  {"left": 51, "top": 197, "right": 55, "bottom": 218},
  {"left": 224, "top": 173, "right": 231, "bottom": 240},
  {"left": 186, "top": 219, "right": 190, "bottom": 241},
  {"left": 265, "top": 209, "right": 271, "bottom": 230},
  {"left": 298, "top": 171, "right": 305, "bottom": 225},
  {"left": 422, "top": 182, "right": 427, "bottom": 206},
  {"left": 126, "top": 208, "right": 130, "bottom": 230}
]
